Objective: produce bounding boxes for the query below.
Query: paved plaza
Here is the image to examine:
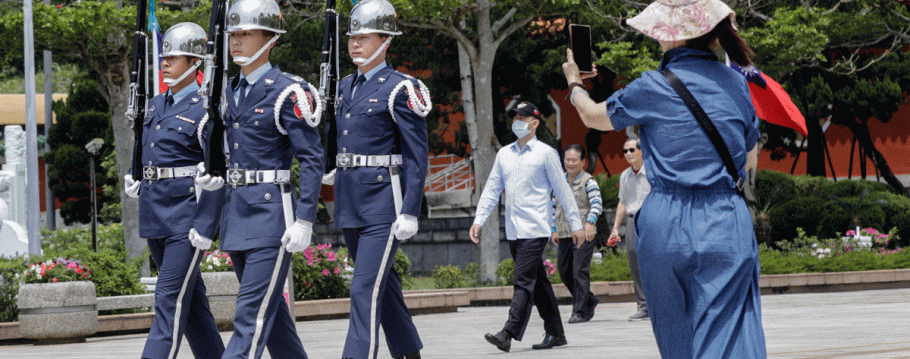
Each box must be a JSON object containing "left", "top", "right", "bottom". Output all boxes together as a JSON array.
[{"left": 3, "top": 288, "right": 910, "bottom": 358}]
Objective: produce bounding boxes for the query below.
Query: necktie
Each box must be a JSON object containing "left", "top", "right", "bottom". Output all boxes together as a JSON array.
[
  {"left": 351, "top": 75, "right": 365, "bottom": 99},
  {"left": 164, "top": 94, "right": 174, "bottom": 112},
  {"left": 236, "top": 78, "right": 248, "bottom": 106}
]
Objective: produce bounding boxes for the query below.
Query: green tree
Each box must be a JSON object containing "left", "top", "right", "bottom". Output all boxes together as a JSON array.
[
  {"left": 390, "top": 0, "right": 582, "bottom": 282},
  {"left": 44, "top": 79, "right": 116, "bottom": 225},
  {"left": 0, "top": 0, "right": 211, "bottom": 274}
]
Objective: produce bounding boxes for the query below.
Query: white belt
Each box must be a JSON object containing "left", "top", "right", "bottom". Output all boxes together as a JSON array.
[
  {"left": 336, "top": 154, "right": 403, "bottom": 169},
  {"left": 225, "top": 169, "right": 291, "bottom": 187},
  {"left": 142, "top": 165, "right": 197, "bottom": 181}
]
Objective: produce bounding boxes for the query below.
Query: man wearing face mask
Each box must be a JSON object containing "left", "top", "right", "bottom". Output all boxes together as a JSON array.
[
  {"left": 321, "top": 1, "right": 431, "bottom": 359},
  {"left": 122, "top": 22, "right": 225, "bottom": 359},
  {"left": 192, "top": 0, "right": 323, "bottom": 357},
  {"left": 470, "top": 102, "right": 586, "bottom": 352}
]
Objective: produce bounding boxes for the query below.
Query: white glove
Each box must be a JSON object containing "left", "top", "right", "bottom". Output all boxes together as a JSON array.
[
  {"left": 322, "top": 168, "right": 336, "bottom": 186},
  {"left": 124, "top": 174, "right": 140, "bottom": 198},
  {"left": 194, "top": 162, "right": 224, "bottom": 191},
  {"left": 392, "top": 214, "right": 418, "bottom": 240},
  {"left": 188, "top": 228, "right": 213, "bottom": 250},
  {"left": 281, "top": 219, "right": 313, "bottom": 253}
]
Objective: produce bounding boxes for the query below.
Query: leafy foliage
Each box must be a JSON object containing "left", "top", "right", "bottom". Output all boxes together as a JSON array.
[{"left": 291, "top": 244, "right": 350, "bottom": 300}]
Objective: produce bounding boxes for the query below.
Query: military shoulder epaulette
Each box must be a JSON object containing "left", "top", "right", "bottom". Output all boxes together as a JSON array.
[{"left": 280, "top": 72, "right": 305, "bottom": 83}]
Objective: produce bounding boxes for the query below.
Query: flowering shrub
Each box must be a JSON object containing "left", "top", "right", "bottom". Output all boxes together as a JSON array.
[
  {"left": 18, "top": 258, "right": 92, "bottom": 284},
  {"left": 291, "top": 244, "right": 351, "bottom": 300},
  {"left": 199, "top": 250, "right": 233, "bottom": 272},
  {"left": 844, "top": 227, "right": 899, "bottom": 253},
  {"left": 543, "top": 259, "right": 557, "bottom": 276}
]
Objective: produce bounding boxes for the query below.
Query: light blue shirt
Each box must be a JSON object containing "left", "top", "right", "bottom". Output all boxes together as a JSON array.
[
  {"left": 233, "top": 62, "right": 272, "bottom": 105},
  {"left": 474, "top": 137, "right": 583, "bottom": 240},
  {"left": 167, "top": 82, "right": 200, "bottom": 106},
  {"left": 353, "top": 61, "right": 387, "bottom": 96}
]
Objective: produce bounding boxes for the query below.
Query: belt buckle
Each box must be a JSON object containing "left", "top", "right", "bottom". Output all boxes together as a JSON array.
[
  {"left": 142, "top": 166, "right": 158, "bottom": 181},
  {"left": 226, "top": 169, "right": 246, "bottom": 188},
  {"left": 336, "top": 153, "right": 353, "bottom": 170}
]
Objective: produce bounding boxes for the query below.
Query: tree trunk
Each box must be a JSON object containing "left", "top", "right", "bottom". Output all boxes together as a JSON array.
[
  {"left": 101, "top": 64, "right": 148, "bottom": 277},
  {"left": 806, "top": 117, "right": 826, "bottom": 177},
  {"left": 847, "top": 120, "right": 908, "bottom": 196},
  {"left": 470, "top": 6, "right": 502, "bottom": 284}
]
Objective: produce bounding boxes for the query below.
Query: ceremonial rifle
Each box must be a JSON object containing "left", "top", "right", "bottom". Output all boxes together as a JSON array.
[
  {"left": 126, "top": 0, "right": 149, "bottom": 179},
  {"left": 320, "top": 0, "right": 340, "bottom": 172},
  {"left": 200, "top": 0, "right": 230, "bottom": 177}
]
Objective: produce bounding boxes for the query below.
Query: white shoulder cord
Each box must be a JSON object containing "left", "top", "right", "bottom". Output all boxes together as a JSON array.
[
  {"left": 387, "top": 79, "right": 432, "bottom": 123},
  {"left": 197, "top": 112, "right": 209, "bottom": 148},
  {"left": 274, "top": 82, "right": 323, "bottom": 134}
]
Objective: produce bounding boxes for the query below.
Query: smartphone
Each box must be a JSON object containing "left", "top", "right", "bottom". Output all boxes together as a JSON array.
[{"left": 570, "top": 24, "right": 593, "bottom": 73}]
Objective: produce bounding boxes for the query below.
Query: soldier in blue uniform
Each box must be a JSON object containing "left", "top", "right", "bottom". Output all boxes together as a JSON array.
[
  {"left": 192, "top": 0, "right": 323, "bottom": 357},
  {"left": 123, "top": 22, "right": 225, "bottom": 359},
  {"left": 320, "top": 1, "right": 431, "bottom": 358}
]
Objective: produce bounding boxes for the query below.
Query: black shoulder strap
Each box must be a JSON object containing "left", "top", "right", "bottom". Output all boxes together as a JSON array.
[{"left": 660, "top": 69, "right": 744, "bottom": 196}]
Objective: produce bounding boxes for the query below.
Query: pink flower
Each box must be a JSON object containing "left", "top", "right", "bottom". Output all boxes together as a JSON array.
[
  {"left": 303, "top": 247, "right": 315, "bottom": 260},
  {"left": 845, "top": 230, "right": 856, "bottom": 236},
  {"left": 334, "top": 267, "right": 340, "bottom": 275},
  {"left": 317, "top": 243, "right": 328, "bottom": 251},
  {"left": 327, "top": 252, "right": 336, "bottom": 262},
  {"left": 322, "top": 269, "right": 330, "bottom": 276},
  {"left": 308, "top": 259, "right": 314, "bottom": 266},
  {"left": 864, "top": 228, "right": 878, "bottom": 235},
  {"left": 52, "top": 278, "right": 58, "bottom": 283},
  {"left": 67, "top": 262, "right": 77, "bottom": 269},
  {"left": 878, "top": 234, "right": 888, "bottom": 239}
]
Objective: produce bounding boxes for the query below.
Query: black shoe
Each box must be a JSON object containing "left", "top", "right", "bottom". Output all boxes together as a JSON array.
[
  {"left": 393, "top": 351, "right": 421, "bottom": 359},
  {"left": 484, "top": 330, "right": 512, "bottom": 352},
  {"left": 531, "top": 334, "right": 567, "bottom": 350},
  {"left": 568, "top": 313, "right": 587, "bottom": 324}
]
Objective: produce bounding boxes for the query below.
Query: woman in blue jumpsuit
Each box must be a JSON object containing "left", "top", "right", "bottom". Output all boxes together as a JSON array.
[{"left": 561, "top": 0, "right": 766, "bottom": 357}]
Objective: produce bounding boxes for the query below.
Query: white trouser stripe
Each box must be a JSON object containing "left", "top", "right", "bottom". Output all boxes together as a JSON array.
[
  {"left": 249, "top": 184, "right": 295, "bottom": 358},
  {"left": 369, "top": 168, "right": 404, "bottom": 359},
  {"left": 167, "top": 248, "right": 201, "bottom": 359}
]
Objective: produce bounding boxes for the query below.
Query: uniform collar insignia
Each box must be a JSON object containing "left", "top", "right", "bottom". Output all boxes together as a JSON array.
[
  {"left": 176, "top": 115, "right": 195, "bottom": 124},
  {"left": 369, "top": 98, "right": 378, "bottom": 103},
  {"left": 191, "top": 97, "right": 199, "bottom": 103},
  {"left": 264, "top": 78, "right": 274, "bottom": 85},
  {"left": 378, "top": 77, "right": 386, "bottom": 83},
  {"left": 255, "top": 108, "right": 264, "bottom": 113},
  {"left": 149, "top": 106, "right": 156, "bottom": 112}
]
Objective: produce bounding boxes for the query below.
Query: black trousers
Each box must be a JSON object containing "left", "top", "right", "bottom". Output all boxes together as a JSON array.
[
  {"left": 557, "top": 238, "right": 597, "bottom": 317},
  {"left": 503, "top": 237, "right": 563, "bottom": 341}
]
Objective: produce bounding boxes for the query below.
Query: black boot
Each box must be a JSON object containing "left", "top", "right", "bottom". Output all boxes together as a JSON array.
[
  {"left": 393, "top": 351, "right": 421, "bottom": 359},
  {"left": 484, "top": 330, "right": 512, "bottom": 353},
  {"left": 531, "top": 334, "right": 567, "bottom": 350}
]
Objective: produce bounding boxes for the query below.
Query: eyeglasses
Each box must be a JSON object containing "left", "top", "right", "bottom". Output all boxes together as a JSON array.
[{"left": 622, "top": 148, "right": 637, "bottom": 154}]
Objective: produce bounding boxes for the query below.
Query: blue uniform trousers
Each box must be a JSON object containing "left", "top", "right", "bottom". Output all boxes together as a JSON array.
[
  {"left": 223, "top": 247, "right": 307, "bottom": 359},
  {"left": 143, "top": 233, "right": 224, "bottom": 359},
  {"left": 342, "top": 224, "right": 422, "bottom": 359},
  {"left": 636, "top": 187, "right": 766, "bottom": 358},
  {"left": 504, "top": 237, "right": 563, "bottom": 341}
]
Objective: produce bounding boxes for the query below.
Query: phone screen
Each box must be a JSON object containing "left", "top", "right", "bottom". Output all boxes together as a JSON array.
[{"left": 570, "top": 24, "right": 593, "bottom": 73}]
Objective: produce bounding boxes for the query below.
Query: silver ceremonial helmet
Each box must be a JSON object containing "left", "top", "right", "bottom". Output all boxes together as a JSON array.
[
  {"left": 347, "top": 0, "right": 402, "bottom": 36},
  {"left": 161, "top": 22, "right": 206, "bottom": 86},
  {"left": 161, "top": 22, "right": 207, "bottom": 59},
  {"left": 227, "top": 0, "right": 286, "bottom": 34}
]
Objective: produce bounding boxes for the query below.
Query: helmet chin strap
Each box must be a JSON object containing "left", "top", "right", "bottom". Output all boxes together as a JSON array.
[
  {"left": 233, "top": 35, "right": 280, "bottom": 66},
  {"left": 162, "top": 60, "right": 202, "bottom": 86},
  {"left": 352, "top": 35, "right": 392, "bottom": 66}
]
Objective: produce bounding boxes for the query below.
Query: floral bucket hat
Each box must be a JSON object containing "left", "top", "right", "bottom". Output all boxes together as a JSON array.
[{"left": 627, "top": 0, "right": 736, "bottom": 42}]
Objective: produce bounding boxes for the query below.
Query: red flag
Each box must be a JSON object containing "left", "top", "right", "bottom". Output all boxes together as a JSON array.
[{"left": 728, "top": 58, "right": 808, "bottom": 136}]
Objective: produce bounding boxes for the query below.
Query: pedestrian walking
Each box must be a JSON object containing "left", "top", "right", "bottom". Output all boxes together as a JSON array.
[{"left": 471, "top": 101, "right": 586, "bottom": 353}]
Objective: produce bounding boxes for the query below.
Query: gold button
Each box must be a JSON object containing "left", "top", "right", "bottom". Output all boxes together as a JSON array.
[
  {"left": 264, "top": 193, "right": 271, "bottom": 200},
  {"left": 233, "top": 123, "right": 240, "bottom": 129},
  {"left": 342, "top": 147, "right": 346, "bottom": 153},
  {"left": 377, "top": 175, "right": 383, "bottom": 181},
  {"left": 233, "top": 143, "right": 239, "bottom": 149}
]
